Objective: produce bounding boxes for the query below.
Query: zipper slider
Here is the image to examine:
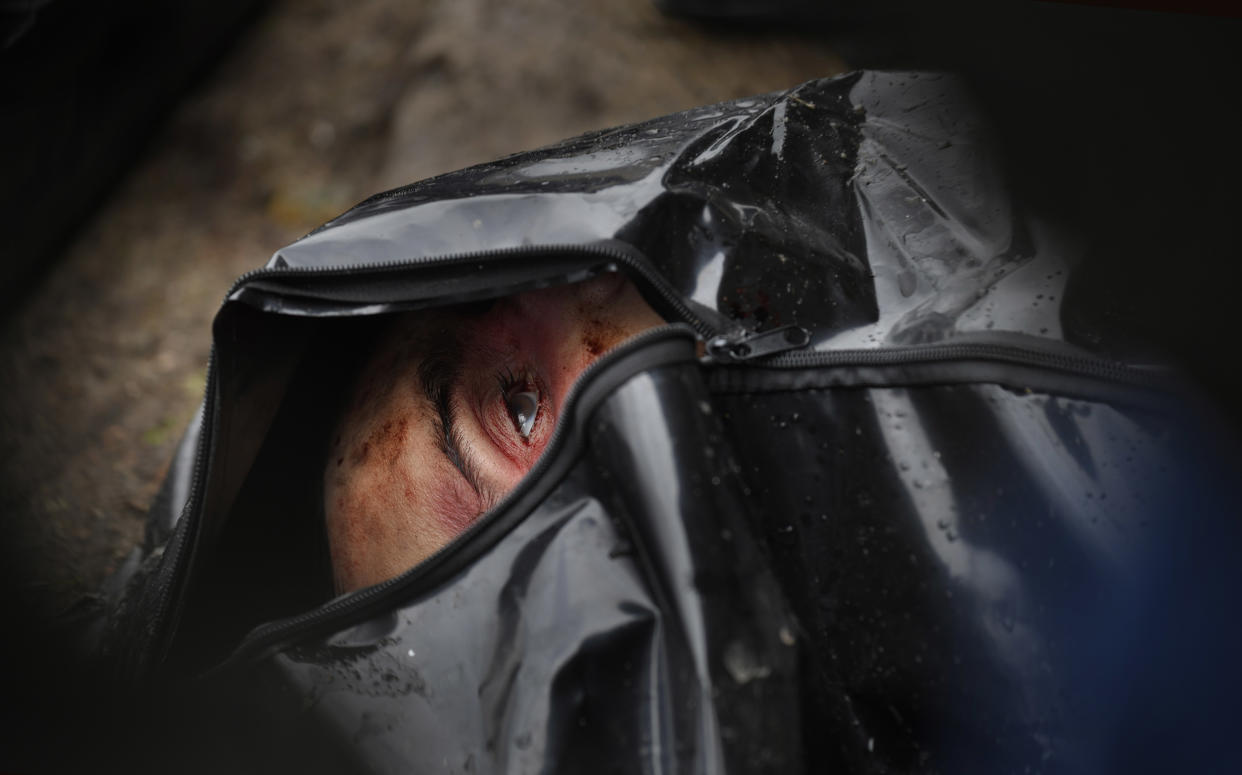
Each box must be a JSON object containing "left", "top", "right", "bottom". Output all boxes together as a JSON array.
[{"left": 706, "top": 325, "right": 811, "bottom": 364}]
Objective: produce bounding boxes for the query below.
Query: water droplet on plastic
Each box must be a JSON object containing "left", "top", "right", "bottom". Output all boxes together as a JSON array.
[{"left": 723, "top": 641, "right": 773, "bottom": 684}]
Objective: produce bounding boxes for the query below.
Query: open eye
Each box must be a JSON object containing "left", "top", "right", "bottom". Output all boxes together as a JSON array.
[{"left": 505, "top": 389, "right": 540, "bottom": 439}]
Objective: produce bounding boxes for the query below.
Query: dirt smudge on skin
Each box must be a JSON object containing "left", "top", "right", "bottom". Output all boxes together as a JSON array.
[
  {"left": 580, "top": 314, "right": 624, "bottom": 358},
  {"left": 582, "top": 332, "right": 604, "bottom": 358},
  {"left": 377, "top": 417, "right": 410, "bottom": 466},
  {"left": 350, "top": 415, "right": 410, "bottom": 470}
]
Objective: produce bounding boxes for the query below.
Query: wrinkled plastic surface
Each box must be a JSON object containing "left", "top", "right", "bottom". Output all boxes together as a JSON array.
[
  {"left": 203, "top": 355, "right": 800, "bottom": 774},
  {"left": 118, "top": 72, "right": 1242, "bottom": 773},
  {"left": 271, "top": 71, "right": 1071, "bottom": 353}
]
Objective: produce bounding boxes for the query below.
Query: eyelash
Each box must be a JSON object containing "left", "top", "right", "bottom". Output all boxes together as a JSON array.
[{"left": 495, "top": 367, "right": 526, "bottom": 400}]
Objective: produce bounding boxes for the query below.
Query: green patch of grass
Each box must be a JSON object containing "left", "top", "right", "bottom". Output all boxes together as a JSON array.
[
  {"left": 142, "top": 416, "right": 181, "bottom": 446},
  {"left": 181, "top": 368, "right": 207, "bottom": 400}
]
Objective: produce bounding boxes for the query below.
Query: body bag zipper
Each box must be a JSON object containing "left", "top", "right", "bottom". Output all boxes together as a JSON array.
[{"left": 142, "top": 238, "right": 1170, "bottom": 674}]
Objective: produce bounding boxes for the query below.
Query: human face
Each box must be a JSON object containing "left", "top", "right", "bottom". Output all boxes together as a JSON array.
[{"left": 324, "top": 273, "right": 665, "bottom": 593}]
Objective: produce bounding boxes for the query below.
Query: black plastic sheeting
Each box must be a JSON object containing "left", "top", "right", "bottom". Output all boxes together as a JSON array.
[{"left": 102, "top": 71, "right": 1242, "bottom": 773}]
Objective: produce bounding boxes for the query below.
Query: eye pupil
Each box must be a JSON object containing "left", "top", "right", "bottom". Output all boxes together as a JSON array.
[{"left": 506, "top": 390, "right": 540, "bottom": 438}]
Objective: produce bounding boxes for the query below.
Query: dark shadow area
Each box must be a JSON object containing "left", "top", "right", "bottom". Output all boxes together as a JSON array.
[
  {"left": 0, "top": 0, "right": 270, "bottom": 317},
  {"left": 830, "top": 0, "right": 1242, "bottom": 427},
  {"left": 666, "top": 0, "right": 1241, "bottom": 426},
  {"left": 2, "top": 2, "right": 270, "bottom": 767}
]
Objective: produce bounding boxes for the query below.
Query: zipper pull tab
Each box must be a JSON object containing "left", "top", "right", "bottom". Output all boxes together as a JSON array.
[{"left": 706, "top": 325, "right": 811, "bottom": 364}]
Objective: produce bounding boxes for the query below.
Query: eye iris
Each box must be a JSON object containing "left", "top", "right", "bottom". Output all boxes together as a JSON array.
[{"left": 506, "top": 391, "right": 539, "bottom": 438}]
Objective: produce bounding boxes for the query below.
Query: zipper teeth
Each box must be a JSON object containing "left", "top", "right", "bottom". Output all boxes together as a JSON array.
[
  {"left": 144, "top": 242, "right": 715, "bottom": 673},
  {"left": 221, "top": 328, "right": 1163, "bottom": 663},
  {"left": 758, "top": 342, "right": 1169, "bottom": 388},
  {"left": 158, "top": 243, "right": 1167, "bottom": 670},
  {"left": 146, "top": 347, "right": 217, "bottom": 669},
  {"left": 220, "top": 322, "right": 698, "bottom": 665},
  {"left": 230, "top": 242, "right": 718, "bottom": 340}
]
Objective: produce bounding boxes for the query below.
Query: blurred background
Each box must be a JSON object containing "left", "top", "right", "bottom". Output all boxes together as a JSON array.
[{"left": 1, "top": 0, "right": 1239, "bottom": 644}]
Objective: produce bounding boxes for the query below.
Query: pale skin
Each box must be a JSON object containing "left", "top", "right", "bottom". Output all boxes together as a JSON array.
[{"left": 324, "top": 273, "right": 665, "bottom": 593}]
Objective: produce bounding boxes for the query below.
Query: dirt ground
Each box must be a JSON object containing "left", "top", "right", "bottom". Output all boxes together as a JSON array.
[{"left": 0, "top": 0, "right": 846, "bottom": 618}]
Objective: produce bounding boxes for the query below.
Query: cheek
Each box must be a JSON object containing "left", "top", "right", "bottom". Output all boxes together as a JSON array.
[
  {"left": 325, "top": 469, "right": 386, "bottom": 591},
  {"left": 578, "top": 314, "right": 626, "bottom": 359},
  {"left": 566, "top": 280, "right": 665, "bottom": 362},
  {"left": 547, "top": 289, "right": 663, "bottom": 405},
  {"left": 325, "top": 415, "right": 484, "bottom": 591},
  {"left": 428, "top": 469, "right": 487, "bottom": 537}
]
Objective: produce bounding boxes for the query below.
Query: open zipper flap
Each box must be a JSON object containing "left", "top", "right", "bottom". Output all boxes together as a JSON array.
[
  {"left": 213, "top": 323, "right": 700, "bottom": 670},
  {"left": 138, "top": 241, "right": 721, "bottom": 676},
  {"left": 142, "top": 241, "right": 1185, "bottom": 678}
]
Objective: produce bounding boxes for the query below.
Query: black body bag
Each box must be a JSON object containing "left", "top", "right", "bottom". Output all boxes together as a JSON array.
[{"left": 102, "top": 71, "right": 1242, "bottom": 773}]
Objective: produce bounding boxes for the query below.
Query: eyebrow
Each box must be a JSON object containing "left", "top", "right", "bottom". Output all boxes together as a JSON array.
[{"left": 416, "top": 331, "right": 498, "bottom": 509}]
